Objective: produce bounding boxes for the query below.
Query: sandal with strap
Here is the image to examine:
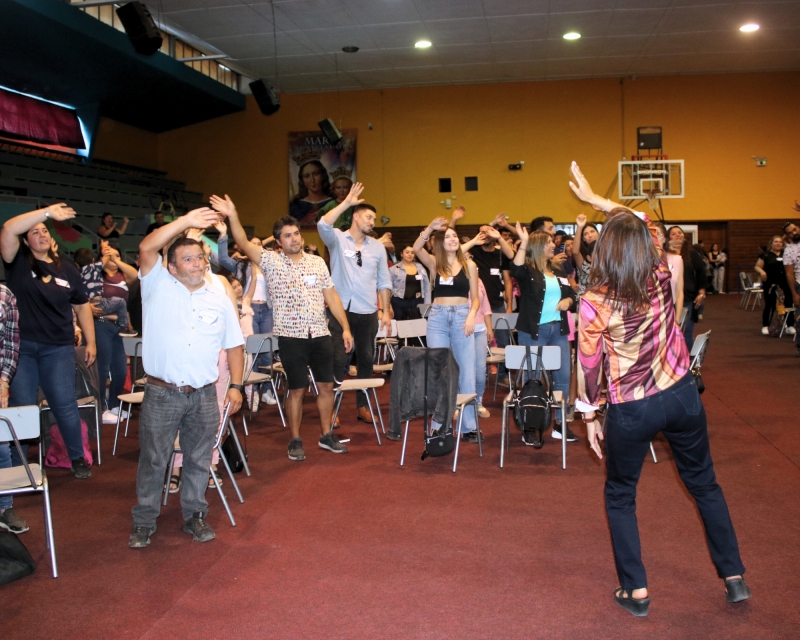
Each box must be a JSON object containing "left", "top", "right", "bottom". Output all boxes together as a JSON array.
[
  {"left": 724, "top": 577, "right": 752, "bottom": 603},
  {"left": 167, "top": 475, "right": 181, "bottom": 494},
  {"left": 614, "top": 588, "right": 650, "bottom": 617}
]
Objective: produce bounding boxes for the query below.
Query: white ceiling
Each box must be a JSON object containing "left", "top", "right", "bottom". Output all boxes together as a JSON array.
[{"left": 154, "top": 0, "right": 800, "bottom": 93}]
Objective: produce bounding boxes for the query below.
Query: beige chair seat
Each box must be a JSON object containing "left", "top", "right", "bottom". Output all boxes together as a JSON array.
[
  {"left": 259, "top": 362, "right": 284, "bottom": 372},
  {"left": 41, "top": 396, "right": 95, "bottom": 408},
  {"left": 118, "top": 391, "right": 144, "bottom": 404},
  {"left": 336, "top": 378, "right": 385, "bottom": 390},
  {"left": 372, "top": 363, "right": 394, "bottom": 372},
  {"left": 0, "top": 463, "right": 43, "bottom": 491},
  {"left": 553, "top": 390, "right": 564, "bottom": 402},
  {"left": 490, "top": 347, "right": 505, "bottom": 356},
  {"left": 456, "top": 393, "right": 477, "bottom": 405},
  {"left": 135, "top": 377, "right": 147, "bottom": 386},
  {"left": 486, "top": 355, "right": 505, "bottom": 364},
  {"left": 245, "top": 372, "right": 272, "bottom": 385},
  {"left": 376, "top": 337, "right": 398, "bottom": 344}
]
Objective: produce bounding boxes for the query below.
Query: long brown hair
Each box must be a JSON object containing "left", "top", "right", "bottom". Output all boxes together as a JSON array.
[
  {"left": 525, "top": 231, "right": 553, "bottom": 272},
  {"left": 589, "top": 209, "right": 660, "bottom": 315},
  {"left": 432, "top": 229, "right": 467, "bottom": 277}
]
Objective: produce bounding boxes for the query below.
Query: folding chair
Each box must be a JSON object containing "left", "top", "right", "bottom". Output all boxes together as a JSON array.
[
  {"left": 374, "top": 319, "right": 397, "bottom": 372},
  {"left": 331, "top": 379, "right": 386, "bottom": 444},
  {"left": 244, "top": 333, "right": 285, "bottom": 427},
  {"left": 112, "top": 391, "right": 144, "bottom": 456},
  {"left": 394, "top": 318, "right": 427, "bottom": 350},
  {"left": 490, "top": 313, "right": 519, "bottom": 399},
  {"left": 499, "top": 345, "right": 567, "bottom": 469},
  {"left": 738, "top": 273, "right": 762, "bottom": 310},
  {"left": 678, "top": 306, "right": 688, "bottom": 331},
  {"left": 163, "top": 402, "right": 240, "bottom": 527},
  {"left": 122, "top": 337, "right": 146, "bottom": 391},
  {"left": 0, "top": 406, "right": 57, "bottom": 577},
  {"left": 779, "top": 307, "right": 796, "bottom": 338},
  {"left": 690, "top": 330, "right": 711, "bottom": 372},
  {"left": 418, "top": 303, "right": 432, "bottom": 319}
]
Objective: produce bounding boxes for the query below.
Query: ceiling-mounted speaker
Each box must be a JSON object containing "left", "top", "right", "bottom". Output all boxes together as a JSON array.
[
  {"left": 115, "top": 2, "right": 163, "bottom": 56},
  {"left": 318, "top": 118, "right": 342, "bottom": 145},
  {"left": 249, "top": 79, "right": 281, "bottom": 115}
]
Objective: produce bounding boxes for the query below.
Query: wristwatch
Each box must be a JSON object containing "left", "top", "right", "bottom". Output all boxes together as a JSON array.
[{"left": 229, "top": 383, "right": 244, "bottom": 392}]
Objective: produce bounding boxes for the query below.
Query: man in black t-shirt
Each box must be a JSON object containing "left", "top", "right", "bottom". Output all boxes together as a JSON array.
[{"left": 145, "top": 211, "right": 166, "bottom": 236}]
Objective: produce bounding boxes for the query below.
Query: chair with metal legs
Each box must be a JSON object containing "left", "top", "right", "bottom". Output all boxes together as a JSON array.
[
  {"left": 244, "top": 333, "right": 285, "bottom": 426},
  {"left": 331, "top": 379, "right": 386, "bottom": 444},
  {"left": 112, "top": 391, "right": 144, "bottom": 455},
  {"left": 122, "top": 337, "right": 146, "bottom": 391},
  {"left": 0, "top": 406, "right": 57, "bottom": 577},
  {"left": 490, "top": 313, "right": 518, "bottom": 400}
]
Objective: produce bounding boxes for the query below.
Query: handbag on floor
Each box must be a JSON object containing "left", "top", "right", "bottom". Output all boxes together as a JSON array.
[
  {"left": 45, "top": 420, "right": 93, "bottom": 468},
  {"left": 421, "top": 347, "right": 454, "bottom": 460},
  {"left": 0, "top": 531, "right": 36, "bottom": 586},
  {"left": 221, "top": 435, "right": 245, "bottom": 474}
]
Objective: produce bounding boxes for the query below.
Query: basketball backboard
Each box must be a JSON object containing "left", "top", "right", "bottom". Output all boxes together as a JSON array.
[{"left": 618, "top": 159, "right": 684, "bottom": 200}]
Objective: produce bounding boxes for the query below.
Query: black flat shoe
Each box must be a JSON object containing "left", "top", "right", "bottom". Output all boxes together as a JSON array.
[
  {"left": 614, "top": 588, "right": 650, "bottom": 617},
  {"left": 725, "top": 578, "right": 752, "bottom": 603}
]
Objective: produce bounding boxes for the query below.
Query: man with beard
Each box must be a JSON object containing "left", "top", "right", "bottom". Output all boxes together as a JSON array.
[{"left": 782, "top": 221, "right": 800, "bottom": 339}]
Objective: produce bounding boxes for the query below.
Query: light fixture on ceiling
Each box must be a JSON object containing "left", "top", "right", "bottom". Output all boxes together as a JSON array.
[
  {"left": 342, "top": 46, "right": 359, "bottom": 53},
  {"left": 415, "top": 40, "right": 432, "bottom": 49},
  {"left": 563, "top": 32, "right": 581, "bottom": 40},
  {"left": 739, "top": 23, "right": 760, "bottom": 33}
]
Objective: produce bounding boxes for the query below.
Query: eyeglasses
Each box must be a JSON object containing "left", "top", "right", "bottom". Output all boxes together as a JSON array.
[{"left": 356, "top": 250, "right": 362, "bottom": 267}]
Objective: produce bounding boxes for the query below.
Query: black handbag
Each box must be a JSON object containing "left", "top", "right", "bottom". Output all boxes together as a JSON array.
[
  {"left": 221, "top": 434, "right": 245, "bottom": 474},
  {"left": 0, "top": 531, "right": 36, "bottom": 586},
  {"left": 421, "top": 347, "right": 454, "bottom": 459},
  {"left": 692, "top": 368, "right": 705, "bottom": 394}
]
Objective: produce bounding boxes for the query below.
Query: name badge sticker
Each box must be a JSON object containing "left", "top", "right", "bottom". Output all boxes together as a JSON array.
[
  {"left": 54, "top": 277, "right": 70, "bottom": 288},
  {"left": 343, "top": 250, "right": 356, "bottom": 258},
  {"left": 490, "top": 268, "right": 501, "bottom": 276},
  {"left": 440, "top": 276, "right": 454, "bottom": 285},
  {"left": 777, "top": 257, "right": 783, "bottom": 262},
  {"left": 198, "top": 311, "right": 218, "bottom": 325},
  {"left": 415, "top": 274, "right": 423, "bottom": 280},
  {"left": 558, "top": 277, "right": 569, "bottom": 286},
  {"left": 304, "top": 275, "right": 318, "bottom": 286}
]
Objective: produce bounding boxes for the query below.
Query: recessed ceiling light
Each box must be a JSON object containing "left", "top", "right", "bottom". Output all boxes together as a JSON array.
[
  {"left": 342, "top": 46, "right": 359, "bottom": 53},
  {"left": 563, "top": 32, "right": 581, "bottom": 40},
  {"left": 415, "top": 40, "right": 432, "bottom": 49},
  {"left": 740, "top": 23, "right": 760, "bottom": 33}
]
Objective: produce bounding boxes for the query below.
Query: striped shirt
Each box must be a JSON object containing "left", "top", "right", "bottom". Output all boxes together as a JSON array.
[{"left": 576, "top": 259, "right": 689, "bottom": 411}]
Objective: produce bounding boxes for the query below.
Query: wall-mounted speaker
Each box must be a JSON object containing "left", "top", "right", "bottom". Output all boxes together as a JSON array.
[
  {"left": 116, "top": 2, "right": 163, "bottom": 56},
  {"left": 637, "top": 126, "right": 662, "bottom": 151},
  {"left": 318, "top": 118, "right": 342, "bottom": 145},
  {"left": 249, "top": 80, "right": 281, "bottom": 115}
]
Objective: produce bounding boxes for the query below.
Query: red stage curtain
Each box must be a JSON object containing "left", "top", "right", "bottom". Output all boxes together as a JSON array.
[{"left": 0, "top": 88, "right": 85, "bottom": 149}]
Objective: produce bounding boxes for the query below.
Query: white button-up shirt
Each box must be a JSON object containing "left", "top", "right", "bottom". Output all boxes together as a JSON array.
[{"left": 140, "top": 259, "right": 244, "bottom": 388}]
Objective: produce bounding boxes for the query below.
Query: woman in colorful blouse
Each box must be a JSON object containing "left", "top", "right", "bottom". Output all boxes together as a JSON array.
[{"left": 569, "top": 162, "right": 750, "bottom": 617}]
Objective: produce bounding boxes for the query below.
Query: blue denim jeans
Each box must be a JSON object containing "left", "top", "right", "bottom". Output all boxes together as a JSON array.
[
  {"left": 517, "top": 324, "right": 570, "bottom": 423},
  {"left": 474, "top": 329, "right": 488, "bottom": 405},
  {"left": 251, "top": 303, "right": 274, "bottom": 370},
  {"left": 682, "top": 301, "right": 695, "bottom": 352},
  {"left": 95, "top": 319, "right": 127, "bottom": 411},
  {"left": 10, "top": 340, "right": 83, "bottom": 460},
  {"left": 426, "top": 303, "right": 477, "bottom": 433}
]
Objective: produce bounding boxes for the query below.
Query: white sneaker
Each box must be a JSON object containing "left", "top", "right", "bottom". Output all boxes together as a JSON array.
[
  {"left": 761, "top": 327, "right": 770, "bottom": 335},
  {"left": 261, "top": 389, "right": 278, "bottom": 405},
  {"left": 786, "top": 326, "right": 797, "bottom": 335},
  {"left": 109, "top": 406, "right": 130, "bottom": 419},
  {"left": 102, "top": 410, "right": 118, "bottom": 424}
]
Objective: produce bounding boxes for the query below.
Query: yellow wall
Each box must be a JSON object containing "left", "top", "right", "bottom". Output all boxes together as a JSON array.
[
  {"left": 93, "top": 118, "right": 159, "bottom": 169},
  {"left": 95, "top": 71, "right": 800, "bottom": 237}
]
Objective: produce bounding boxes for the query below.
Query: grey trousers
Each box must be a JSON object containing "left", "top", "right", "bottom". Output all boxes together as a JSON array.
[{"left": 131, "top": 383, "right": 219, "bottom": 527}]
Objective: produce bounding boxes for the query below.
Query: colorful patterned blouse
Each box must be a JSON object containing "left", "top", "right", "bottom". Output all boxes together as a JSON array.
[
  {"left": 576, "top": 259, "right": 689, "bottom": 411},
  {"left": 259, "top": 249, "right": 333, "bottom": 339}
]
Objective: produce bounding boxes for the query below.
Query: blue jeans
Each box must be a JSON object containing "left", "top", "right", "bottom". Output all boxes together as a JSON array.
[
  {"left": 95, "top": 319, "right": 126, "bottom": 411},
  {"left": 251, "top": 303, "right": 274, "bottom": 370},
  {"left": 517, "top": 324, "right": 570, "bottom": 423},
  {"left": 474, "top": 329, "right": 488, "bottom": 405},
  {"left": 10, "top": 340, "right": 83, "bottom": 460},
  {"left": 426, "top": 303, "right": 476, "bottom": 433},
  {"left": 682, "top": 301, "right": 695, "bottom": 352}
]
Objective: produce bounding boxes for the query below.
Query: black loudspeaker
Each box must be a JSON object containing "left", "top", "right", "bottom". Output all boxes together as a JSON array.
[
  {"left": 637, "top": 126, "right": 662, "bottom": 151},
  {"left": 115, "top": 2, "right": 163, "bottom": 56},
  {"left": 249, "top": 80, "right": 281, "bottom": 115},
  {"left": 318, "top": 118, "right": 342, "bottom": 145}
]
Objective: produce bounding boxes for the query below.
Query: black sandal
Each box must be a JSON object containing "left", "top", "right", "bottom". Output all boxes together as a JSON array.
[
  {"left": 724, "top": 577, "right": 752, "bottom": 603},
  {"left": 168, "top": 475, "right": 181, "bottom": 494},
  {"left": 614, "top": 588, "right": 650, "bottom": 617}
]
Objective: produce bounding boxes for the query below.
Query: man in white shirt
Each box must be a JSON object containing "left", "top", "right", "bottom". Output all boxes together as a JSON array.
[{"left": 129, "top": 208, "right": 244, "bottom": 549}]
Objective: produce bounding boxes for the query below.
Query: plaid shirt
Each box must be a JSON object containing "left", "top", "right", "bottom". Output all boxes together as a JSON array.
[{"left": 0, "top": 284, "right": 20, "bottom": 383}]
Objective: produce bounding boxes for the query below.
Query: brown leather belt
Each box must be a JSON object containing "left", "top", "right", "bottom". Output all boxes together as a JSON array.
[{"left": 146, "top": 376, "right": 214, "bottom": 394}]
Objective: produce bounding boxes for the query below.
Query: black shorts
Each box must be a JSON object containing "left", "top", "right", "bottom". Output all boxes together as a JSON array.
[{"left": 277, "top": 335, "right": 334, "bottom": 390}]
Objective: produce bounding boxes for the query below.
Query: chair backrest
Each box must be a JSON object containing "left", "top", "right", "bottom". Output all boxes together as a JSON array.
[
  {"left": 0, "top": 406, "right": 42, "bottom": 441},
  {"left": 418, "top": 303, "right": 431, "bottom": 318},
  {"left": 375, "top": 319, "right": 397, "bottom": 339},
  {"left": 396, "top": 318, "right": 427, "bottom": 340},
  {"left": 678, "top": 306, "right": 688, "bottom": 330},
  {"left": 504, "top": 345, "right": 562, "bottom": 371},
  {"left": 245, "top": 333, "right": 275, "bottom": 356},
  {"left": 213, "top": 402, "right": 234, "bottom": 450},
  {"left": 689, "top": 330, "right": 711, "bottom": 371},
  {"left": 492, "top": 313, "right": 518, "bottom": 331},
  {"left": 122, "top": 337, "right": 143, "bottom": 358}
]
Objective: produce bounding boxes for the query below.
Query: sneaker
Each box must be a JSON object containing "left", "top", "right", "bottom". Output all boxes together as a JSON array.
[
  {"left": 786, "top": 326, "right": 797, "bottom": 335},
  {"left": 0, "top": 507, "right": 29, "bottom": 534},
  {"left": 761, "top": 327, "right": 770, "bottom": 335},
  {"left": 102, "top": 410, "right": 118, "bottom": 424},
  {"left": 319, "top": 431, "right": 348, "bottom": 453},
  {"left": 386, "top": 431, "right": 402, "bottom": 441},
  {"left": 119, "top": 329, "right": 138, "bottom": 338},
  {"left": 183, "top": 512, "right": 215, "bottom": 542},
  {"left": 71, "top": 456, "right": 92, "bottom": 479},
  {"left": 522, "top": 430, "right": 544, "bottom": 448},
  {"left": 288, "top": 438, "right": 306, "bottom": 461},
  {"left": 109, "top": 406, "right": 130, "bottom": 419},
  {"left": 261, "top": 389, "right": 278, "bottom": 405},
  {"left": 128, "top": 524, "right": 156, "bottom": 548},
  {"left": 461, "top": 430, "right": 483, "bottom": 443},
  {"left": 477, "top": 405, "right": 491, "bottom": 419},
  {"left": 552, "top": 423, "right": 578, "bottom": 442}
]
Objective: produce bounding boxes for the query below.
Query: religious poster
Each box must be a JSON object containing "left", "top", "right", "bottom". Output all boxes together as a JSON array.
[{"left": 288, "top": 128, "right": 357, "bottom": 228}]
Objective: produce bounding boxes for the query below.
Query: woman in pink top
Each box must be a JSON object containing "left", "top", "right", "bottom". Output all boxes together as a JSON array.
[
  {"left": 569, "top": 162, "right": 750, "bottom": 618},
  {"left": 470, "top": 278, "right": 494, "bottom": 417}
]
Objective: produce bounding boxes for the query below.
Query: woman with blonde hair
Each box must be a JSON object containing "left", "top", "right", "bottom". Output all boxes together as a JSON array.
[{"left": 412, "top": 218, "right": 481, "bottom": 442}]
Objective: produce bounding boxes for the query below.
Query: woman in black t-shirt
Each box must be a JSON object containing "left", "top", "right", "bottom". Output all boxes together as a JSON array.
[
  {"left": 755, "top": 235, "right": 791, "bottom": 333},
  {"left": 0, "top": 204, "right": 96, "bottom": 479}
]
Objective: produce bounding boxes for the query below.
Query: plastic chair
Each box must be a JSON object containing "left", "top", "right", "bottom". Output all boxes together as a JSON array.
[
  {"left": 0, "top": 406, "right": 57, "bottom": 577},
  {"left": 331, "top": 379, "right": 386, "bottom": 444},
  {"left": 243, "top": 333, "right": 285, "bottom": 427},
  {"left": 122, "top": 337, "right": 145, "bottom": 391}
]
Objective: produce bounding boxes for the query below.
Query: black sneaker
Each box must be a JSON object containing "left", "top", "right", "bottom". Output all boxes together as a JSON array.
[
  {"left": 288, "top": 438, "right": 306, "bottom": 461},
  {"left": 461, "top": 430, "right": 483, "bottom": 443},
  {"left": 183, "top": 512, "right": 215, "bottom": 542},
  {"left": 386, "top": 431, "right": 402, "bottom": 441},
  {"left": 0, "top": 507, "right": 29, "bottom": 534},
  {"left": 319, "top": 431, "right": 348, "bottom": 453},
  {"left": 71, "top": 457, "right": 92, "bottom": 479},
  {"left": 128, "top": 524, "right": 156, "bottom": 548},
  {"left": 552, "top": 423, "right": 578, "bottom": 442},
  {"left": 522, "top": 430, "right": 544, "bottom": 449}
]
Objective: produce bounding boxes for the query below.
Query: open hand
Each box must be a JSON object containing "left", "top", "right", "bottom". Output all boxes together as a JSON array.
[
  {"left": 429, "top": 217, "right": 449, "bottom": 232},
  {"left": 50, "top": 238, "right": 59, "bottom": 256},
  {"left": 481, "top": 225, "right": 500, "bottom": 239},
  {"left": 47, "top": 203, "right": 76, "bottom": 222},
  {"left": 213, "top": 220, "right": 227, "bottom": 236},
  {"left": 576, "top": 213, "right": 587, "bottom": 227},
  {"left": 515, "top": 221, "right": 529, "bottom": 242},
  {"left": 344, "top": 182, "right": 365, "bottom": 207},
  {"left": 185, "top": 207, "right": 221, "bottom": 230},
  {"left": 568, "top": 161, "right": 596, "bottom": 205},
  {"left": 450, "top": 206, "right": 465, "bottom": 222},
  {"left": 586, "top": 418, "right": 604, "bottom": 459},
  {"left": 209, "top": 195, "right": 236, "bottom": 218},
  {"left": 492, "top": 212, "right": 508, "bottom": 227}
]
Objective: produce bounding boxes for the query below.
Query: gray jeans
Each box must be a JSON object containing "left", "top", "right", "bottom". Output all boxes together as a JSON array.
[{"left": 131, "top": 383, "right": 219, "bottom": 527}]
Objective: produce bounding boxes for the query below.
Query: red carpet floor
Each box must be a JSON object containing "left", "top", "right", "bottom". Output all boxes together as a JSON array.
[{"left": 2, "top": 295, "right": 799, "bottom": 639}]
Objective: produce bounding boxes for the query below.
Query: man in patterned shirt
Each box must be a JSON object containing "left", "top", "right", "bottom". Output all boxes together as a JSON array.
[
  {"left": 782, "top": 221, "right": 800, "bottom": 339},
  {"left": 211, "top": 195, "right": 354, "bottom": 462},
  {"left": 0, "top": 284, "right": 23, "bottom": 533}
]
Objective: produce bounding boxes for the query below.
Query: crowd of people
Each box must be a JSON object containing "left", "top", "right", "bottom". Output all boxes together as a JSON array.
[{"left": 0, "top": 161, "right": 764, "bottom": 615}]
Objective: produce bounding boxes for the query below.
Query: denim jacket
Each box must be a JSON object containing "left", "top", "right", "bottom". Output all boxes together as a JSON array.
[{"left": 390, "top": 262, "right": 431, "bottom": 304}]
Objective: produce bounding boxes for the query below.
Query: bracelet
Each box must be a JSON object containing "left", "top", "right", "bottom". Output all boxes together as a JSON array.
[
  {"left": 229, "top": 383, "right": 244, "bottom": 392},
  {"left": 419, "top": 232, "right": 430, "bottom": 241}
]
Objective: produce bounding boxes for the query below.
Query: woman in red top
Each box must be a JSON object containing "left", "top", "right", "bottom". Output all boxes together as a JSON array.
[{"left": 569, "top": 162, "right": 750, "bottom": 617}]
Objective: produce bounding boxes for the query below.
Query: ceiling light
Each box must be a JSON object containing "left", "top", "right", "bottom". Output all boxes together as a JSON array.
[
  {"left": 415, "top": 40, "right": 432, "bottom": 49},
  {"left": 739, "top": 23, "right": 759, "bottom": 33},
  {"left": 342, "top": 46, "right": 359, "bottom": 53},
  {"left": 563, "top": 32, "right": 581, "bottom": 40}
]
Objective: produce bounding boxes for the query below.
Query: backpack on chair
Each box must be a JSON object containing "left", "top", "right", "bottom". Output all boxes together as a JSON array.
[
  {"left": 512, "top": 346, "right": 551, "bottom": 447},
  {"left": 421, "top": 347, "right": 455, "bottom": 460}
]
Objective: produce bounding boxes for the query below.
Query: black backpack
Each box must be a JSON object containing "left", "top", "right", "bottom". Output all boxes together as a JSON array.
[
  {"left": 512, "top": 346, "right": 551, "bottom": 435},
  {"left": 421, "top": 348, "right": 455, "bottom": 459}
]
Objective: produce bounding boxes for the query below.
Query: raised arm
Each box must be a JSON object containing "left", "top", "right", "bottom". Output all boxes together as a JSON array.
[
  {"left": 109, "top": 249, "right": 139, "bottom": 286},
  {"left": 412, "top": 217, "right": 448, "bottom": 272},
  {"left": 573, "top": 213, "right": 586, "bottom": 269},
  {"left": 0, "top": 204, "right": 75, "bottom": 263},
  {"left": 482, "top": 225, "right": 514, "bottom": 260},
  {"left": 208, "top": 195, "right": 262, "bottom": 264},
  {"left": 139, "top": 207, "right": 220, "bottom": 276},
  {"left": 448, "top": 206, "right": 465, "bottom": 229},
  {"left": 513, "top": 222, "right": 529, "bottom": 266},
  {"left": 569, "top": 161, "right": 630, "bottom": 214},
  {"left": 318, "top": 182, "right": 364, "bottom": 227},
  {"left": 118, "top": 217, "right": 130, "bottom": 236},
  {"left": 491, "top": 212, "right": 516, "bottom": 235},
  {"left": 460, "top": 230, "right": 487, "bottom": 253}
]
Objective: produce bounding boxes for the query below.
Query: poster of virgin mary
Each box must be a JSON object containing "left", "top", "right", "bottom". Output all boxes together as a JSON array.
[{"left": 288, "top": 128, "right": 357, "bottom": 228}]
